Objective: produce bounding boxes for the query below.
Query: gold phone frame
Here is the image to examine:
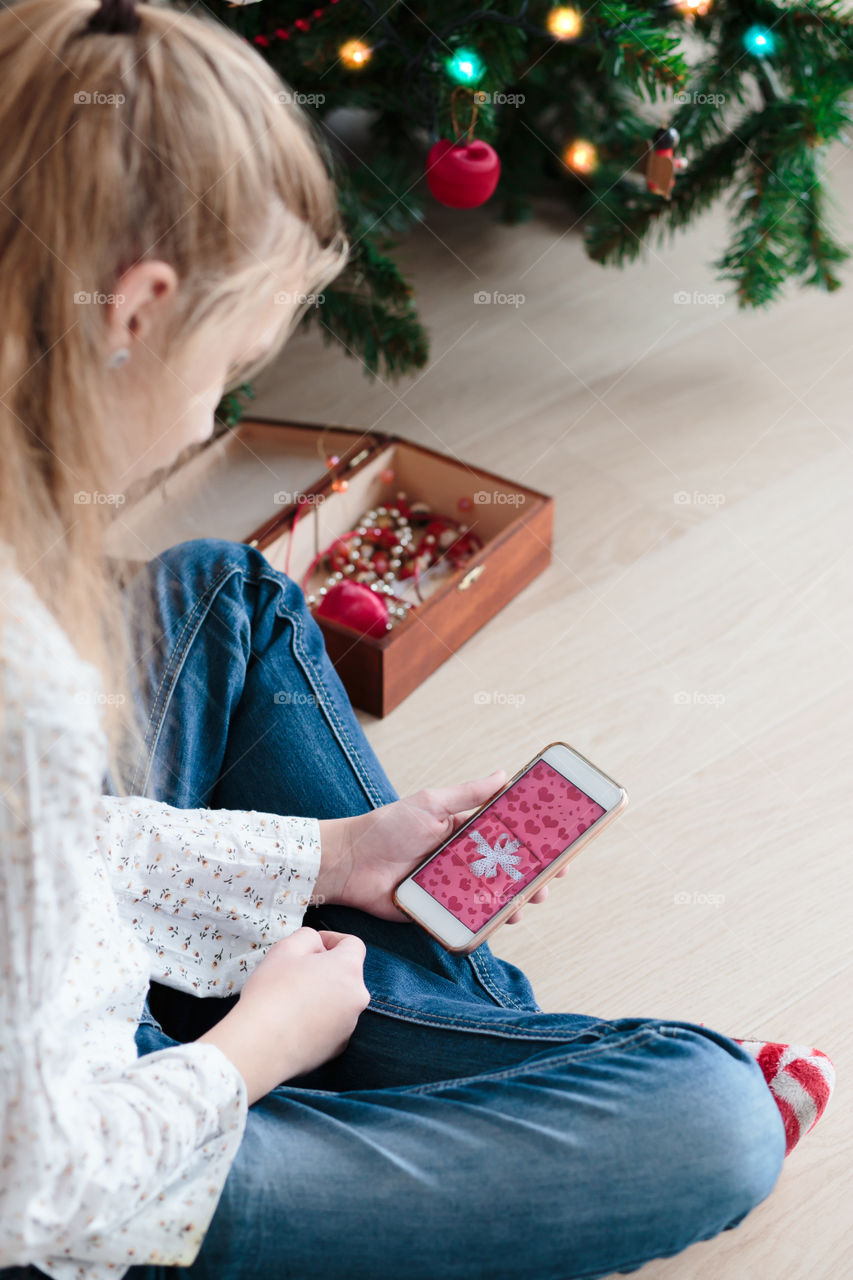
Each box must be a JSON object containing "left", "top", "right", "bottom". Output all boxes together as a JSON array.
[{"left": 392, "top": 741, "right": 628, "bottom": 954}]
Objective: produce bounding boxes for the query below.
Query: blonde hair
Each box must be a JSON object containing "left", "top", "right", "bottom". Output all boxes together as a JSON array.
[{"left": 0, "top": 0, "right": 348, "bottom": 794}]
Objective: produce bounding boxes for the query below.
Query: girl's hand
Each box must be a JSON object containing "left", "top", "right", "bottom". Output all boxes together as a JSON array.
[
  {"left": 198, "top": 927, "right": 370, "bottom": 1104},
  {"left": 316, "top": 770, "right": 571, "bottom": 926}
]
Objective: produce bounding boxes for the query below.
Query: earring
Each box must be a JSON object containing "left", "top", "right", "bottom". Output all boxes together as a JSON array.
[{"left": 106, "top": 347, "right": 130, "bottom": 370}]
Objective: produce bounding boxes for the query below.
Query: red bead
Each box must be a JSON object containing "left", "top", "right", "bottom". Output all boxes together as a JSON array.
[
  {"left": 313, "top": 7, "right": 325, "bottom": 16},
  {"left": 254, "top": 34, "right": 270, "bottom": 46},
  {"left": 295, "top": 18, "right": 311, "bottom": 30},
  {"left": 274, "top": 28, "right": 290, "bottom": 38}
]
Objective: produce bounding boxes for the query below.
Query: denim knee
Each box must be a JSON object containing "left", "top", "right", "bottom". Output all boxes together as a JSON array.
[{"left": 653, "top": 1024, "right": 786, "bottom": 1229}]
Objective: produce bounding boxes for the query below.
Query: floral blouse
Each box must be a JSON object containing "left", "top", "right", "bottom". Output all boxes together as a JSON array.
[{"left": 0, "top": 550, "right": 322, "bottom": 1279}]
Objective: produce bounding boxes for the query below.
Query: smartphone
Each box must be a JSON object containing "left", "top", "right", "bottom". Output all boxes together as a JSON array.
[{"left": 393, "top": 741, "right": 628, "bottom": 953}]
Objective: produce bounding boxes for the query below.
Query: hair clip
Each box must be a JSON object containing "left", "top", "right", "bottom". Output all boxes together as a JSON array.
[{"left": 86, "top": 0, "right": 141, "bottom": 36}]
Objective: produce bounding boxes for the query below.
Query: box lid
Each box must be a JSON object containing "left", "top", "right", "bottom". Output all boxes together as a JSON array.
[{"left": 105, "top": 419, "right": 389, "bottom": 562}]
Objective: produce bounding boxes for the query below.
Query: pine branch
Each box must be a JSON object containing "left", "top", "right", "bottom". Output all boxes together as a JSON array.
[{"left": 302, "top": 284, "right": 430, "bottom": 380}]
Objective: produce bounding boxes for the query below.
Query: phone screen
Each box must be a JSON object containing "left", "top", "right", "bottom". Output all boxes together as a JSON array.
[{"left": 411, "top": 759, "right": 607, "bottom": 934}]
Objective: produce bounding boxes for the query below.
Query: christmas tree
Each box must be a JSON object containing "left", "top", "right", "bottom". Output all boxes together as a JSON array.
[{"left": 209, "top": 0, "right": 853, "bottom": 390}]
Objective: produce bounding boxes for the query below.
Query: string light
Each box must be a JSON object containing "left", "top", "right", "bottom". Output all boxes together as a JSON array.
[
  {"left": 547, "top": 6, "right": 583, "bottom": 40},
  {"left": 446, "top": 48, "right": 485, "bottom": 85},
  {"left": 563, "top": 139, "right": 597, "bottom": 174},
  {"left": 675, "top": 0, "right": 712, "bottom": 15},
  {"left": 744, "top": 24, "right": 776, "bottom": 56},
  {"left": 339, "top": 38, "right": 372, "bottom": 68}
]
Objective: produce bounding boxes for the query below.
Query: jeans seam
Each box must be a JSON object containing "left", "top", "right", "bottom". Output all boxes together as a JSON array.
[
  {"left": 366, "top": 994, "right": 619, "bottom": 1039},
  {"left": 270, "top": 1027, "right": 661, "bottom": 1101},
  {"left": 262, "top": 569, "right": 387, "bottom": 810},
  {"left": 133, "top": 556, "right": 387, "bottom": 810},
  {"left": 400, "top": 1027, "right": 660, "bottom": 1095},
  {"left": 467, "top": 949, "right": 532, "bottom": 1011},
  {"left": 132, "top": 561, "right": 240, "bottom": 795}
]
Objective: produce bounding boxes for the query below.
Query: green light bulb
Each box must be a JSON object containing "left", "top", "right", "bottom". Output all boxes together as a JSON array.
[{"left": 446, "top": 47, "right": 484, "bottom": 85}]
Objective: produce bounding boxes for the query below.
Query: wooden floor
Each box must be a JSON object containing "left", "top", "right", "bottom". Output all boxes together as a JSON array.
[{"left": 250, "top": 150, "right": 853, "bottom": 1276}]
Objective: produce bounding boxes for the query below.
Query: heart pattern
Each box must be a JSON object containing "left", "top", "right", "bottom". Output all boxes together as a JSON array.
[{"left": 412, "top": 760, "right": 606, "bottom": 933}]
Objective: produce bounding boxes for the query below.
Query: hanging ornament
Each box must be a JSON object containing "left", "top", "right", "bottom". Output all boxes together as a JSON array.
[
  {"left": 340, "top": 38, "right": 373, "bottom": 68},
  {"left": 445, "top": 47, "right": 485, "bottom": 86},
  {"left": 646, "top": 125, "right": 681, "bottom": 200},
  {"left": 547, "top": 6, "right": 583, "bottom": 40},
  {"left": 427, "top": 88, "right": 500, "bottom": 209},
  {"left": 563, "top": 139, "right": 597, "bottom": 175}
]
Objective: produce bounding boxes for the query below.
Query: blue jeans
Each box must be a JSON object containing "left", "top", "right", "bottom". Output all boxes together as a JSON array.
[{"left": 4, "top": 539, "right": 786, "bottom": 1280}]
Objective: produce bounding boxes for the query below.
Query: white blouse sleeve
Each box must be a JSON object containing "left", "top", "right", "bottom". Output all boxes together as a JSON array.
[
  {"left": 94, "top": 794, "right": 323, "bottom": 995},
  {"left": 0, "top": 697, "right": 249, "bottom": 1271}
]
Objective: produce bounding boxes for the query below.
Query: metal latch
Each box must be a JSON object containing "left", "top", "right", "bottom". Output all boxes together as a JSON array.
[{"left": 457, "top": 563, "right": 486, "bottom": 591}]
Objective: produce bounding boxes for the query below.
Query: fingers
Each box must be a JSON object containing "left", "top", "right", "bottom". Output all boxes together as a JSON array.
[
  {"left": 286, "top": 926, "right": 327, "bottom": 952},
  {"left": 317, "top": 930, "right": 367, "bottom": 958},
  {"left": 507, "top": 881, "right": 552, "bottom": 924},
  {"left": 433, "top": 769, "right": 507, "bottom": 817}
]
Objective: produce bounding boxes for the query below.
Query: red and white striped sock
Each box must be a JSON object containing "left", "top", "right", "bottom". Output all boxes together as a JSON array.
[{"left": 732, "top": 1038, "right": 836, "bottom": 1156}]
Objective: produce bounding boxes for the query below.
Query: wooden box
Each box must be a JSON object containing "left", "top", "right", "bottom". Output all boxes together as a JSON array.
[{"left": 106, "top": 418, "right": 554, "bottom": 717}]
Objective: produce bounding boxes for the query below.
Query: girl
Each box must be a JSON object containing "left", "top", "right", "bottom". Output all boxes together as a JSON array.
[{"left": 0, "top": 1, "right": 833, "bottom": 1278}]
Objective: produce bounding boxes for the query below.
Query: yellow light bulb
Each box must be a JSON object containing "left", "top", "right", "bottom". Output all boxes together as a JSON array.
[
  {"left": 340, "top": 39, "right": 372, "bottom": 69},
  {"left": 676, "top": 0, "right": 711, "bottom": 14},
  {"left": 564, "top": 139, "right": 597, "bottom": 174},
  {"left": 547, "top": 6, "right": 583, "bottom": 40}
]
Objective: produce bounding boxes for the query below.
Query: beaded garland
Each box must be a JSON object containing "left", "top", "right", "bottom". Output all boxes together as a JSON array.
[{"left": 300, "top": 493, "right": 483, "bottom": 633}]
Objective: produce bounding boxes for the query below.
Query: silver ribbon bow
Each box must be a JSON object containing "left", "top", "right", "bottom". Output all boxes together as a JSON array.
[{"left": 468, "top": 828, "right": 524, "bottom": 880}]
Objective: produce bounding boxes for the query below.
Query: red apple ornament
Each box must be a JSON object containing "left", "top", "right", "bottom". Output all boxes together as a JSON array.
[
  {"left": 426, "top": 138, "right": 501, "bottom": 209},
  {"left": 314, "top": 580, "right": 389, "bottom": 639}
]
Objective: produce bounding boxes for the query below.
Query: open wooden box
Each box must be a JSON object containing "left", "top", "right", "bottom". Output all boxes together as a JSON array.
[{"left": 105, "top": 418, "right": 554, "bottom": 717}]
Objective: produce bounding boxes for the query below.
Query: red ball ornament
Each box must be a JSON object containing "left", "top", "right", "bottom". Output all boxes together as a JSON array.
[
  {"left": 315, "top": 581, "right": 389, "bottom": 639},
  {"left": 426, "top": 138, "right": 500, "bottom": 210}
]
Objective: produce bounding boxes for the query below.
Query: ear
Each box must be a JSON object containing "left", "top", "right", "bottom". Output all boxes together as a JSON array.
[{"left": 105, "top": 260, "right": 179, "bottom": 357}]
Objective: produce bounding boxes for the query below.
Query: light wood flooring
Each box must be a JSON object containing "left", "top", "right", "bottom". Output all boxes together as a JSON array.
[{"left": 248, "top": 149, "right": 853, "bottom": 1277}]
